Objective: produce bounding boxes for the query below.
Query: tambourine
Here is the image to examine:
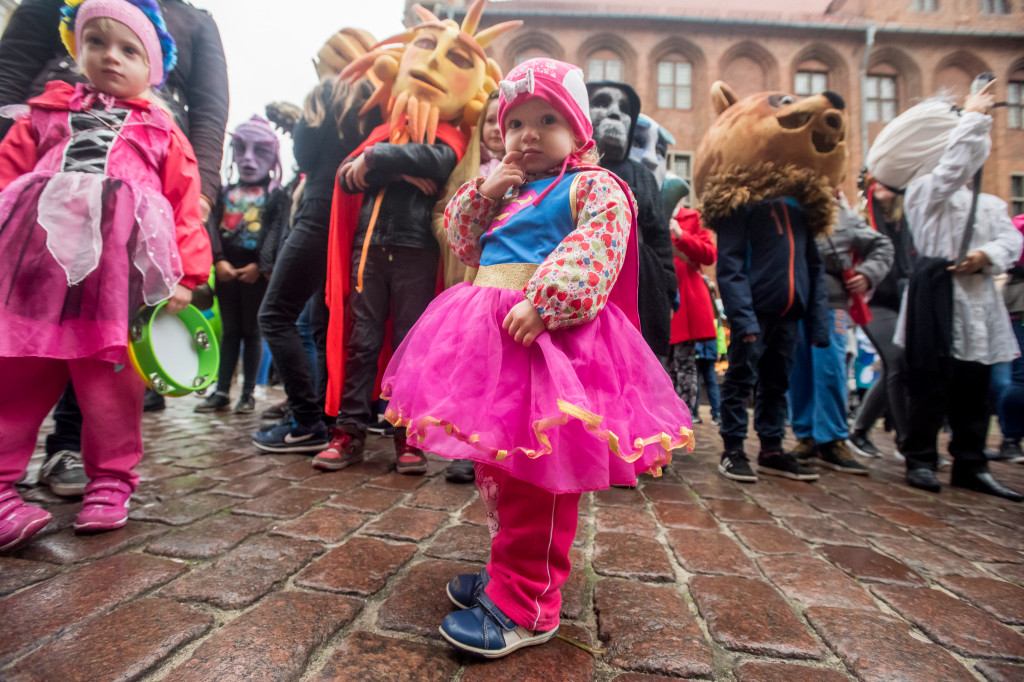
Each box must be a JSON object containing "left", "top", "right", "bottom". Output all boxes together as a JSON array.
[{"left": 127, "top": 302, "right": 220, "bottom": 396}]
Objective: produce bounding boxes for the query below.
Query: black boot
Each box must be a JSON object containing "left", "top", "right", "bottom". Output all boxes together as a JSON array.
[
  {"left": 950, "top": 465, "right": 1023, "bottom": 502},
  {"left": 906, "top": 467, "right": 941, "bottom": 493}
]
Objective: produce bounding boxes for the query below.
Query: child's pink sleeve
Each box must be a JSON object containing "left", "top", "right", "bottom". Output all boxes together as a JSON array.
[
  {"left": 526, "top": 170, "right": 632, "bottom": 330},
  {"left": 0, "top": 117, "right": 39, "bottom": 192},
  {"left": 444, "top": 178, "right": 499, "bottom": 268},
  {"left": 161, "top": 127, "right": 212, "bottom": 290}
]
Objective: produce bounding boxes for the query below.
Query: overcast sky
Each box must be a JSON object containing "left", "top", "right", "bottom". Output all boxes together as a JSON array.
[{"left": 197, "top": 0, "right": 408, "bottom": 176}]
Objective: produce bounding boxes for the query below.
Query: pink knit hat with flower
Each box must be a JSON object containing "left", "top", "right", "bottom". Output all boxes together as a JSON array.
[{"left": 497, "top": 58, "right": 594, "bottom": 154}]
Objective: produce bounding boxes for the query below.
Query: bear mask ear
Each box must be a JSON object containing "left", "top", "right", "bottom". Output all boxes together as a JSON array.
[{"left": 710, "top": 81, "right": 737, "bottom": 116}]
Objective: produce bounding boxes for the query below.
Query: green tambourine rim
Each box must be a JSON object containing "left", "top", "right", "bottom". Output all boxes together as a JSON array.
[{"left": 127, "top": 302, "right": 220, "bottom": 397}]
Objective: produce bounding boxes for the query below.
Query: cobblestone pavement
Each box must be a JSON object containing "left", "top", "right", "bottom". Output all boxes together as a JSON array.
[{"left": 2, "top": 387, "right": 1023, "bottom": 681}]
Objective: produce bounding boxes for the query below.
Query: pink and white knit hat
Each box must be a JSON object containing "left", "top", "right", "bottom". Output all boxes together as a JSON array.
[
  {"left": 497, "top": 58, "right": 594, "bottom": 154},
  {"left": 65, "top": 0, "right": 172, "bottom": 87}
]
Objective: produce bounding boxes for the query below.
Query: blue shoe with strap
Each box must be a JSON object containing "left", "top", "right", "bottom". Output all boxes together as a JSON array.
[
  {"left": 446, "top": 567, "right": 489, "bottom": 609},
  {"left": 439, "top": 592, "right": 558, "bottom": 658}
]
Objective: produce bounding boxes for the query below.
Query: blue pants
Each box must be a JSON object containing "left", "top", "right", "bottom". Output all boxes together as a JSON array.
[
  {"left": 719, "top": 315, "right": 799, "bottom": 451},
  {"left": 995, "top": 316, "right": 1024, "bottom": 442},
  {"left": 788, "top": 309, "right": 850, "bottom": 444},
  {"left": 693, "top": 358, "right": 721, "bottom": 418}
]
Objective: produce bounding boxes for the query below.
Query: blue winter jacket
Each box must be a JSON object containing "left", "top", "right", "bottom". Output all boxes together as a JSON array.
[{"left": 715, "top": 196, "right": 830, "bottom": 345}]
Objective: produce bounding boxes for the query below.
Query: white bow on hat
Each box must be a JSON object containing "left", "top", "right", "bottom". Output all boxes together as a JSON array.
[{"left": 499, "top": 68, "right": 534, "bottom": 102}]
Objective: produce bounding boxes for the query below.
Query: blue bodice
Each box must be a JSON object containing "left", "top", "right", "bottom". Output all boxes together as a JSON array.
[{"left": 479, "top": 172, "right": 581, "bottom": 266}]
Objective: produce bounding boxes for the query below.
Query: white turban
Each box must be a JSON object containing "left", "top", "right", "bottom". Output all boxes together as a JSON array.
[{"left": 866, "top": 98, "right": 961, "bottom": 190}]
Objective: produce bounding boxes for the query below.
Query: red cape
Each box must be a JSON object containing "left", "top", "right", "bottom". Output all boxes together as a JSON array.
[{"left": 324, "top": 121, "right": 467, "bottom": 416}]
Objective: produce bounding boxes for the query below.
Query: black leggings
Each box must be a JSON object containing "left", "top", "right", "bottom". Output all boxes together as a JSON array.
[{"left": 216, "top": 275, "right": 267, "bottom": 397}]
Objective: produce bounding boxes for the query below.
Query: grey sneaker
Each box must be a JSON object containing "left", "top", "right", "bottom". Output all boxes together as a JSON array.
[
  {"left": 195, "top": 392, "right": 230, "bottom": 413},
  {"left": 39, "top": 450, "right": 87, "bottom": 497},
  {"left": 234, "top": 395, "right": 256, "bottom": 414},
  {"left": 848, "top": 431, "right": 882, "bottom": 458}
]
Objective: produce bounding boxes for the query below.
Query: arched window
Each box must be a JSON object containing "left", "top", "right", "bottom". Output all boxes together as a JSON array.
[
  {"left": 657, "top": 54, "right": 692, "bottom": 110},
  {"left": 515, "top": 48, "right": 549, "bottom": 65},
  {"left": 795, "top": 60, "right": 829, "bottom": 97},
  {"left": 587, "top": 49, "right": 623, "bottom": 82},
  {"left": 866, "top": 63, "right": 899, "bottom": 123}
]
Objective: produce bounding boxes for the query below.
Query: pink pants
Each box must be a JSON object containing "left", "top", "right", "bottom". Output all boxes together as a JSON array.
[
  {"left": 0, "top": 357, "right": 145, "bottom": 489},
  {"left": 476, "top": 463, "right": 581, "bottom": 632}
]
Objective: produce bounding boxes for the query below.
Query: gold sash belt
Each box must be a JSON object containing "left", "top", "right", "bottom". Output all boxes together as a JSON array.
[{"left": 473, "top": 263, "right": 539, "bottom": 290}]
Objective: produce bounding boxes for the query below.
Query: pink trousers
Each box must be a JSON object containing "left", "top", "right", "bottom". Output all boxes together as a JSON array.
[
  {"left": 0, "top": 357, "right": 145, "bottom": 489},
  {"left": 476, "top": 463, "right": 581, "bottom": 632}
]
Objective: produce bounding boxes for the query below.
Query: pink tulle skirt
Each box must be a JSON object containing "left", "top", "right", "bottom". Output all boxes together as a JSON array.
[{"left": 381, "top": 283, "right": 693, "bottom": 493}]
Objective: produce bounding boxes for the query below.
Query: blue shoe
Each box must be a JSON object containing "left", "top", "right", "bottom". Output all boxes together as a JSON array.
[
  {"left": 252, "top": 419, "right": 329, "bottom": 454},
  {"left": 439, "top": 594, "right": 558, "bottom": 658},
  {"left": 447, "top": 568, "right": 489, "bottom": 609}
]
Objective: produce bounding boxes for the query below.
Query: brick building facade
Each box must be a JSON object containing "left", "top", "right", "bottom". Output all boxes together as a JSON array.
[{"left": 413, "top": 0, "right": 1024, "bottom": 209}]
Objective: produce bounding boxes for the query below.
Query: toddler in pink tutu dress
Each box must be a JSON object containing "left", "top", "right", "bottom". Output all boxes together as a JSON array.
[
  {"left": 380, "top": 58, "right": 693, "bottom": 658},
  {"left": 0, "top": 0, "right": 211, "bottom": 553}
]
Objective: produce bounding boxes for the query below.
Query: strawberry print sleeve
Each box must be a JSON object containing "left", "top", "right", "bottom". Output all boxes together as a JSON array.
[
  {"left": 444, "top": 178, "right": 500, "bottom": 268},
  {"left": 526, "top": 170, "right": 632, "bottom": 330}
]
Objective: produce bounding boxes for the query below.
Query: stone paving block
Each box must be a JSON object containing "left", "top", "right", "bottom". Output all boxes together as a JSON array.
[
  {"left": 234, "top": 486, "right": 329, "bottom": 519},
  {"left": 159, "top": 535, "right": 321, "bottom": 608},
  {"left": 610, "top": 674, "right": 686, "bottom": 682},
  {"left": 377, "top": 558, "right": 480, "bottom": 637},
  {"left": 801, "top": 492, "right": 859, "bottom": 514},
  {"left": 363, "top": 506, "right": 449, "bottom": 542},
  {"left": 408, "top": 476, "right": 477, "bottom": 510},
  {"left": 169, "top": 591, "right": 361, "bottom": 682},
  {"left": 976, "top": 661, "right": 1024, "bottom": 681},
  {"left": 145, "top": 514, "right": 269, "bottom": 559},
  {"left": 938, "top": 576, "right": 1024, "bottom": 624},
  {"left": 595, "top": 578, "right": 713, "bottom": 678},
  {"left": 213, "top": 475, "right": 290, "bottom": 498},
  {"left": 594, "top": 486, "right": 648, "bottom": 509},
  {"left": 690, "top": 575, "right": 824, "bottom": 659},
  {"left": 461, "top": 624, "right": 595, "bottom": 682},
  {"left": 593, "top": 532, "right": 675, "bottom": 581},
  {"left": 294, "top": 536, "right": 416, "bottom": 595},
  {"left": 904, "top": 499, "right": 979, "bottom": 524},
  {"left": 666, "top": 529, "right": 759, "bottom": 576},
  {"left": 366, "top": 471, "right": 429, "bottom": 491},
  {"left": 829, "top": 488, "right": 891, "bottom": 509},
  {"left": 784, "top": 516, "right": 870, "bottom": 546},
  {"left": 743, "top": 493, "right": 823, "bottom": 518},
  {"left": 175, "top": 450, "right": 252, "bottom": 469},
  {"left": 957, "top": 520, "right": 1024, "bottom": 552},
  {"left": 424, "top": 524, "right": 491, "bottom": 563},
  {"left": 641, "top": 483, "right": 697, "bottom": 504},
  {"left": 298, "top": 470, "right": 370, "bottom": 492},
  {"left": 0, "top": 557, "right": 59, "bottom": 597},
  {"left": 916, "top": 528, "right": 1024, "bottom": 564},
  {"left": 460, "top": 497, "right": 487, "bottom": 525},
  {"left": 758, "top": 554, "right": 877, "bottom": 610},
  {"left": 595, "top": 506, "right": 659, "bottom": 534},
  {"left": 980, "top": 562, "right": 1024, "bottom": 587},
  {"left": 0, "top": 553, "right": 185, "bottom": 665},
  {"left": 730, "top": 522, "right": 810, "bottom": 555},
  {"left": 270, "top": 507, "right": 368, "bottom": 543},
  {"left": 265, "top": 459, "right": 321, "bottom": 481},
  {"left": 135, "top": 461, "right": 189, "bottom": 482},
  {"left": 313, "top": 630, "right": 460, "bottom": 681},
  {"left": 872, "top": 584, "right": 1024, "bottom": 659},
  {"left": 131, "top": 492, "right": 237, "bottom": 525},
  {"left": 706, "top": 499, "right": 775, "bottom": 523},
  {"left": 16, "top": 521, "right": 167, "bottom": 564},
  {"left": 804, "top": 606, "right": 978, "bottom": 682},
  {"left": 866, "top": 504, "right": 949, "bottom": 530},
  {"left": 4, "top": 598, "right": 212, "bottom": 682},
  {"left": 201, "top": 457, "right": 275, "bottom": 481},
  {"left": 133, "top": 474, "right": 220, "bottom": 504},
  {"left": 835, "top": 512, "right": 912, "bottom": 538},
  {"left": 653, "top": 503, "right": 718, "bottom": 530},
  {"left": 689, "top": 479, "right": 748, "bottom": 500},
  {"left": 868, "top": 536, "right": 988, "bottom": 578},
  {"left": 734, "top": 661, "right": 850, "bottom": 682},
  {"left": 562, "top": 548, "right": 586, "bottom": 619},
  {"left": 325, "top": 486, "right": 404, "bottom": 513},
  {"left": 820, "top": 545, "right": 927, "bottom": 586}
]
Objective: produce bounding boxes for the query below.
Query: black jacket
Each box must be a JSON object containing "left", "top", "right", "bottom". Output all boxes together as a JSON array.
[
  {"left": 339, "top": 140, "right": 457, "bottom": 253},
  {"left": 600, "top": 156, "right": 678, "bottom": 356},
  {"left": 206, "top": 181, "right": 290, "bottom": 274},
  {"left": 0, "top": 0, "right": 229, "bottom": 203}
]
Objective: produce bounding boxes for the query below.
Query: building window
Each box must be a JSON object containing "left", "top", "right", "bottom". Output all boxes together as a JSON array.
[
  {"left": 980, "top": 0, "right": 1009, "bottom": 12},
  {"left": 1013, "top": 174, "right": 1024, "bottom": 216},
  {"left": 912, "top": 0, "right": 937, "bottom": 10},
  {"left": 657, "top": 58, "right": 692, "bottom": 110},
  {"left": 795, "top": 70, "right": 828, "bottom": 97},
  {"left": 515, "top": 49, "right": 549, "bottom": 65},
  {"left": 1008, "top": 81, "right": 1023, "bottom": 129},
  {"left": 668, "top": 152, "right": 693, "bottom": 206},
  {"left": 865, "top": 74, "right": 898, "bottom": 122},
  {"left": 587, "top": 50, "right": 622, "bottom": 82}
]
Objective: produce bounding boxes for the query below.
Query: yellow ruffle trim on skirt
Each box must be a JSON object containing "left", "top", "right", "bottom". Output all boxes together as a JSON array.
[{"left": 383, "top": 397, "right": 694, "bottom": 478}]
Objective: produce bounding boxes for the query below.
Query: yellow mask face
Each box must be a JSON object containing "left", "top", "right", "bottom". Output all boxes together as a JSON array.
[{"left": 393, "top": 25, "right": 486, "bottom": 123}]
